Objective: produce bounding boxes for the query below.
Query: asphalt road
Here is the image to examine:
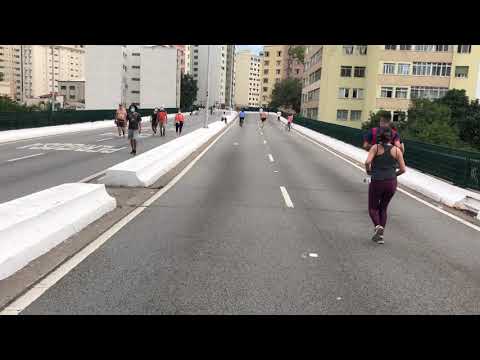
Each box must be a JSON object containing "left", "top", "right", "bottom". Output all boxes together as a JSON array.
[
  {"left": 21, "top": 114, "right": 480, "bottom": 314},
  {"left": 0, "top": 113, "right": 219, "bottom": 203}
]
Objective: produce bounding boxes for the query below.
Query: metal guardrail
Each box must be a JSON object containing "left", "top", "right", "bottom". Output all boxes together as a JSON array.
[{"left": 294, "top": 116, "right": 480, "bottom": 191}]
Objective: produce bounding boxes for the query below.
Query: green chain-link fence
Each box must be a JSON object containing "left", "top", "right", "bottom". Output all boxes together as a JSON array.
[
  {"left": 294, "top": 116, "right": 480, "bottom": 191},
  {"left": 0, "top": 108, "right": 178, "bottom": 131}
]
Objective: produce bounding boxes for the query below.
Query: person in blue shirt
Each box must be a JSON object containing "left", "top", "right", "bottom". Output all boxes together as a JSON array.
[{"left": 239, "top": 109, "right": 246, "bottom": 127}]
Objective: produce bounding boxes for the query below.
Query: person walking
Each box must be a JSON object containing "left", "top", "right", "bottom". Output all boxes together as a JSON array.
[
  {"left": 157, "top": 106, "right": 168, "bottom": 137},
  {"left": 287, "top": 113, "right": 293, "bottom": 131},
  {"left": 222, "top": 111, "right": 227, "bottom": 125},
  {"left": 175, "top": 109, "right": 185, "bottom": 136},
  {"left": 239, "top": 109, "right": 246, "bottom": 127},
  {"left": 127, "top": 104, "right": 142, "bottom": 155},
  {"left": 365, "top": 127, "right": 406, "bottom": 244},
  {"left": 277, "top": 111, "right": 282, "bottom": 121},
  {"left": 259, "top": 108, "right": 267, "bottom": 129},
  {"left": 151, "top": 108, "right": 159, "bottom": 135},
  {"left": 115, "top": 104, "right": 127, "bottom": 137}
]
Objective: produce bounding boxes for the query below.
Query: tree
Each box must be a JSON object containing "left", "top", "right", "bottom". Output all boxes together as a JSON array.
[
  {"left": 269, "top": 78, "right": 302, "bottom": 113},
  {"left": 180, "top": 74, "right": 198, "bottom": 111},
  {"left": 288, "top": 45, "right": 306, "bottom": 65}
]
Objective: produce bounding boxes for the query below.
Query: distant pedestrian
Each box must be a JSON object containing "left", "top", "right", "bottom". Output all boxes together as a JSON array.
[
  {"left": 239, "top": 109, "right": 246, "bottom": 127},
  {"left": 127, "top": 104, "right": 142, "bottom": 155},
  {"left": 115, "top": 104, "right": 127, "bottom": 137},
  {"left": 287, "top": 113, "right": 293, "bottom": 131},
  {"left": 259, "top": 108, "right": 267, "bottom": 129},
  {"left": 222, "top": 111, "right": 227, "bottom": 124},
  {"left": 365, "top": 127, "right": 406, "bottom": 244},
  {"left": 151, "top": 108, "right": 159, "bottom": 135},
  {"left": 157, "top": 106, "right": 168, "bottom": 137},
  {"left": 175, "top": 109, "right": 185, "bottom": 135},
  {"left": 277, "top": 111, "right": 281, "bottom": 121}
]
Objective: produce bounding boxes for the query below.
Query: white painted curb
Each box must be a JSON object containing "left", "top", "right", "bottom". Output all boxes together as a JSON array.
[
  {"left": 0, "top": 183, "right": 116, "bottom": 280},
  {"left": 273, "top": 114, "right": 480, "bottom": 215},
  {"left": 102, "top": 113, "right": 237, "bottom": 187}
]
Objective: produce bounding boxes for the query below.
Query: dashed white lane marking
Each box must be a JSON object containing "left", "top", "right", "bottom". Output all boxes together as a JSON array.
[
  {"left": 268, "top": 154, "right": 274, "bottom": 162},
  {"left": 280, "top": 186, "right": 294, "bottom": 208},
  {"left": 293, "top": 128, "right": 480, "bottom": 233},
  {"left": 274, "top": 170, "right": 279, "bottom": 173},
  {"left": 337, "top": 297, "right": 342, "bottom": 301},
  {"left": 263, "top": 140, "right": 267, "bottom": 144},
  {"left": 0, "top": 117, "right": 235, "bottom": 316},
  {"left": 308, "top": 253, "right": 318, "bottom": 258},
  {"left": 96, "top": 137, "right": 114, "bottom": 142},
  {"left": 99, "top": 132, "right": 115, "bottom": 136},
  {"left": 233, "top": 142, "right": 239, "bottom": 146},
  {"left": 7, "top": 153, "right": 45, "bottom": 162}
]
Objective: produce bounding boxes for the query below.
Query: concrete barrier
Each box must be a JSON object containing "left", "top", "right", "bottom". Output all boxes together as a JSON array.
[
  {"left": 0, "top": 183, "right": 116, "bottom": 280},
  {"left": 102, "top": 113, "right": 237, "bottom": 187},
  {"left": 277, "top": 115, "right": 480, "bottom": 215}
]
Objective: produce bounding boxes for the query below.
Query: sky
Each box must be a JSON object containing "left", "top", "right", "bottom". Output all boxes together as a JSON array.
[{"left": 235, "top": 45, "right": 263, "bottom": 55}]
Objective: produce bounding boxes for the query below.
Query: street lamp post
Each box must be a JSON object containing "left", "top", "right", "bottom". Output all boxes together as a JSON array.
[
  {"left": 51, "top": 46, "right": 55, "bottom": 112},
  {"left": 204, "top": 45, "right": 211, "bottom": 128}
]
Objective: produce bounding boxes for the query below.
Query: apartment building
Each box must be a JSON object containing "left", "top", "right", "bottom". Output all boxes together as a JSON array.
[
  {"left": 58, "top": 80, "right": 85, "bottom": 108},
  {"left": 0, "top": 45, "right": 23, "bottom": 101},
  {"left": 191, "top": 45, "right": 231, "bottom": 108},
  {"left": 259, "top": 45, "right": 305, "bottom": 107},
  {"left": 184, "top": 45, "right": 191, "bottom": 75},
  {"left": 301, "top": 45, "right": 480, "bottom": 128},
  {"left": 225, "top": 45, "right": 236, "bottom": 108},
  {"left": 234, "top": 50, "right": 261, "bottom": 107}
]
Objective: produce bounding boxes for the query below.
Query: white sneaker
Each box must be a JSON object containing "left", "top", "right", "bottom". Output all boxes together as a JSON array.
[{"left": 372, "top": 225, "right": 385, "bottom": 244}]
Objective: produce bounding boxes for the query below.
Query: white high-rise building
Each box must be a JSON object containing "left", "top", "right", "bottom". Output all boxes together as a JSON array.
[
  {"left": 85, "top": 45, "right": 128, "bottom": 110},
  {"left": 86, "top": 45, "right": 178, "bottom": 110},
  {"left": 234, "top": 50, "right": 261, "bottom": 107},
  {"left": 184, "top": 45, "right": 191, "bottom": 75},
  {"left": 192, "top": 45, "right": 231, "bottom": 107},
  {"left": 0, "top": 45, "right": 22, "bottom": 101}
]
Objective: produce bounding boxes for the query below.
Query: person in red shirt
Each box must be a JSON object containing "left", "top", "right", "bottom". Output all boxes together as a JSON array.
[
  {"left": 175, "top": 109, "right": 185, "bottom": 136},
  {"left": 157, "top": 106, "right": 168, "bottom": 137},
  {"left": 287, "top": 113, "right": 294, "bottom": 131}
]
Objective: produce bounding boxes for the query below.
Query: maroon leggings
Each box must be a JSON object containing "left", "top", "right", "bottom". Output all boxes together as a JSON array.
[{"left": 368, "top": 179, "right": 397, "bottom": 228}]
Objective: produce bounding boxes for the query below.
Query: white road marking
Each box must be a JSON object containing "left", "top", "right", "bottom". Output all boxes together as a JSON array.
[
  {"left": 263, "top": 140, "right": 267, "bottom": 144},
  {"left": 308, "top": 253, "right": 318, "bottom": 258},
  {"left": 99, "top": 132, "right": 115, "bottom": 136},
  {"left": 96, "top": 137, "right": 114, "bottom": 142},
  {"left": 337, "top": 297, "right": 342, "bottom": 300},
  {"left": 293, "top": 128, "right": 480, "bottom": 233},
  {"left": 0, "top": 118, "right": 235, "bottom": 315},
  {"left": 7, "top": 153, "right": 45, "bottom": 162},
  {"left": 233, "top": 142, "right": 239, "bottom": 146},
  {"left": 280, "top": 186, "right": 294, "bottom": 208},
  {"left": 274, "top": 170, "right": 279, "bottom": 173},
  {"left": 268, "top": 154, "right": 274, "bottom": 162}
]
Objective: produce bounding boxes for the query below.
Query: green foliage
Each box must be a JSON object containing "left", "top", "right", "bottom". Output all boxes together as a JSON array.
[
  {"left": 180, "top": 74, "right": 198, "bottom": 111},
  {"left": 269, "top": 78, "right": 302, "bottom": 114},
  {"left": 0, "top": 95, "right": 41, "bottom": 112},
  {"left": 288, "top": 45, "right": 306, "bottom": 64}
]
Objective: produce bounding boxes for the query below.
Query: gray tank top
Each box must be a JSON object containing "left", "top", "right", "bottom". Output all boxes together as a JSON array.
[{"left": 371, "top": 144, "right": 397, "bottom": 181}]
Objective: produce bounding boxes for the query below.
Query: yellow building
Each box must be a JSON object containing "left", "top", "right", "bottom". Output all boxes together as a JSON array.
[
  {"left": 301, "top": 45, "right": 480, "bottom": 128},
  {"left": 234, "top": 50, "right": 261, "bottom": 107},
  {"left": 259, "top": 45, "right": 305, "bottom": 107}
]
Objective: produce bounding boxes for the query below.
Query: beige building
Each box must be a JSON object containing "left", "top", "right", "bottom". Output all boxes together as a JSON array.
[
  {"left": 234, "top": 50, "right": 261, "bottom": 107},
  {"left": 0, "top": 45, "right": 22, "bottom": 101},
  {"left": 259, "top": 45, "right": 305, "bottom": 107},
  {"left": 301, "top": 45, "right": 480, "bottom": 128},
  {"left": 58, "top": 80, "right": 85, "bottom": 108}
]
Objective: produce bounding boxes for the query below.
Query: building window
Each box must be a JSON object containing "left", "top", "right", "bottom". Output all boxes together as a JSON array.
[
  {"left": 193, "top": 67, "right": 198, "bottom": 72},
  {"left": 410, "top": 86, "right": 448, "bottom": 100},
  {"left": 340, "top": 66, "right": 352, "bottom": 77},
  {"left": 352, "top": 88, "right": 364, "bottom": 99},
  {"left": 277, "top": 51, "right": 282, "bottom": 57},
  {"left": 276, "top": 69, "right": 281, "bottom": 75},
  {"left": 395, "top": 87, "right": 408, "bottom": 98},
  {"left": 338, "top": 88, "right": 350, "bottom": 98},
  {"left": 132, "top": 53, "right": 140, "bottom": 56},
  {"left": 383, "top": 63, "right": 395, "bottom": 74},
  {"left": 412, "top": 62, "right": 451, "bottom": 76},
  {"left": 350, "top": 110, "right": 362, "bottom": 121},
  {"left": 342, "top": 45, "right": 354, "bottom": 55},
  {"left": 397, "top": 63, "right": 410, "bottom": 75},
  {"left": 131, "top": 78, "right": 140, "bottom": 81},
  {"left": 435, "top": 45, "right": 449, "bottom": 52},
  {"left": 276, "top": 60, "right": 281, "bottom": 66},
  {"left": 354, "top": 66, "right": 366, "bottom": 77},
  {"left": 399, "top": 45, "right": 412, "bottom": 51},
  {"left": 69, "top": 85, "right": 75, "bottom": 90},
  {"left": 69, "top": 95, "right": 76, "bottom": 100},
  {"left": 455, "top": 66, "right": 469, "bottom": 78},
  {"left": 381, "top": 87, "right": 393, "bottom": 98},
  {"left": 457, "top": 45, "right": 472, "bottom": 53},
  {"left": 336, "top": 110, "right": 348, "bottom": 121},
  {"left": 263, "top": 69, "right": 268, "bottom": 75},
  {"left": 393, "top": 111, "right": 406, "bottom": 122},
  {"left": 385, "top": 45, "right": 398, "bottom": 50},
  {"left": 263, "top": 87, "right": 268, "bottom": 92},
  {"left": 131, "top": 90, "right": 140, "bottom": 94},
  {"left": 264, "top": 51, "right": 269, "bottom": 57},
  {"left": 263, "top": 78, "right": 268, "bottom": 83}
]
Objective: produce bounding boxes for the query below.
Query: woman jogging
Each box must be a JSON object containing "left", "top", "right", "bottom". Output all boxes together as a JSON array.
[
  {"left": 287, "top": 113, "right": 293, "bottom": 131},
  {"left": 365, "top": 127, "right": 406, "bottom": 244},
  {"left": 175, "top": 109, "right": 185, "bottom": 136},
  {"left": 115, "top": 104, "right": 127, "bottom": 137}
]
